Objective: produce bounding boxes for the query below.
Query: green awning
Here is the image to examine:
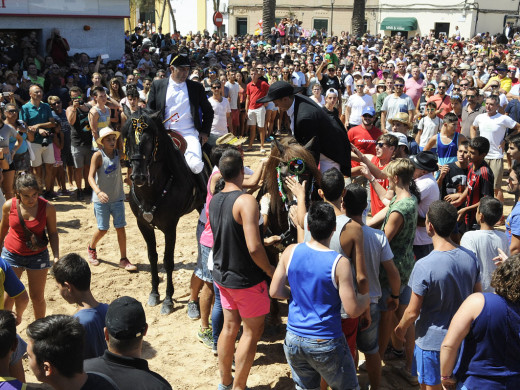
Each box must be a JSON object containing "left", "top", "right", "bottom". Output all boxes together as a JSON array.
[{"left": 380, "top": 17, "right": 418, "bottom": 31}]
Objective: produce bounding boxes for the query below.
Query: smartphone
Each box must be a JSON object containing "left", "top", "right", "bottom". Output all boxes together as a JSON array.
[{"left": 101, "top": 54, "right": 109, "bottom": 60}]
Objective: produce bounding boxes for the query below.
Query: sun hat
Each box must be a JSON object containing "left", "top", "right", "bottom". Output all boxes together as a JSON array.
[
  {"left": 410, "top": 151, "right": 439, "bottom": 172},
  {"left": 257, "top": 81, "right": 303, "bottom": 103},
  {"left": 96, "top": 127, "right": 121, "bottom": 144},
  {"left": 216, "top": 133, "right": 248, "bottom": 146},
  {"left": 388, "top": 112, "right": 413, "bottom": 129}
]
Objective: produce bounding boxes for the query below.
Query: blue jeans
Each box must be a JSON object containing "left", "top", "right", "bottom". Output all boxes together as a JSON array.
[
  {"left": 283, "top": 331, "right": 359, "bottom": 390},
  {"left": 212, "top": 283, "right": 224, "bottom": 348}
]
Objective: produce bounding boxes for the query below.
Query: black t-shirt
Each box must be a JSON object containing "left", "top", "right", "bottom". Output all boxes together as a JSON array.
[
  {"left": 70, "top": 104, "right": 93, "bottom": 147},
  {"left": 82, "top": 372, "right": 118, "bottom": 390},
  {"left": 319, "top": 74, "right": 341, "bottom": 94},
  {"left": 441, "top": 162, "right": 468, "bottom": 201}
]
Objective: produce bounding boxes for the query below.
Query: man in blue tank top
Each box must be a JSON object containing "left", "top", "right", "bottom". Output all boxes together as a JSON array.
[{"left": 270, "top": 202, "right": 370, "bottom": 390}]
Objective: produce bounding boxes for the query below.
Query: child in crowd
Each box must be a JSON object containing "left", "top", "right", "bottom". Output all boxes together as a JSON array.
[
  {"left": 424, "top": 112, "right": 466, "bottom": 167},
  {"left": 0, "top": 310, "right": 26, "bottom": 389},
  {"left": 52, "top": 253, "right": 108, "bottom": 359},
  {"left": 461, "top": 196, "right": 509, "bottom": 292},
  {"left": 87, "top": 127, "right": 137, "bottom": 271},
  {"left": 450, "top": 137, "right": 494, "bottom": 232},
  {"left": 416, "top": 102, "right": 442, "bottom": 151}
]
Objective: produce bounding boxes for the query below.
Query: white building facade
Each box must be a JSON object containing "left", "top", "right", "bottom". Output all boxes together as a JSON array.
[
  {"left": 0, "top": 0, "right": 129, "bottom": 59},
  {"left": 170, "top": 0, "right": 230, "bottom": 36}
]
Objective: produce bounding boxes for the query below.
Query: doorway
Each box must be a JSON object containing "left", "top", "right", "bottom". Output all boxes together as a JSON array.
[
  {"left": 237, "top": 18, "right": 247, "bottom": 36},
  {"left": 434, "top": 23, "right": 450, "bottom": 39}
]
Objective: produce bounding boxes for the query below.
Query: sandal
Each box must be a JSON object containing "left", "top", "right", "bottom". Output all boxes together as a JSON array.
[
  {"left": 87, "top": 246, "right": 100, "bottom": 266},
  {"left": 119, "top": 257, "right": 138, "bottom": 272}
]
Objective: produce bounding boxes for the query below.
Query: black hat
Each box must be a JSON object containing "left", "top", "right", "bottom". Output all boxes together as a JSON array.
[
  {"left": 169, "top": 53, "right": 190, "bottom": 67},
  {"left": 410, "top": 151, "right": 438, "bottom": 172},
  {"left": 257, "top": 81, "right": 303, "bottom": 103},
  {"left": 106, "top": 296, "right": 147, "bottom": 339},
  {"left": 496, "top": 64, "right": 508, "bottom": 72}
]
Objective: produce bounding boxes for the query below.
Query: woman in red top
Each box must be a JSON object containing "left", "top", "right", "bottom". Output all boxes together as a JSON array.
[{"left": 0, "top": 173, "right": 59, "bottom": 320}]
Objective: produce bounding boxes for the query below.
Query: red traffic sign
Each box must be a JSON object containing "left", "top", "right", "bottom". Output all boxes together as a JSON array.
[{"left": 213, "top": 11, "right": 223, "bottom": 27}]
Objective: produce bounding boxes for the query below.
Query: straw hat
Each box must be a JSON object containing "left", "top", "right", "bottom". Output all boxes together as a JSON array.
[
  {"left": 388, "top": 112, "right": 413, "bottom": 130},
  {"left": 216, "top": 133, "right": 248, "bottom": 146}
]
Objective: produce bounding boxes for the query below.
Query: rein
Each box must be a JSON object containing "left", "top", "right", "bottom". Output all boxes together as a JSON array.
[{"left": 131, "top": 175, "right": 174, "bottom": 226}]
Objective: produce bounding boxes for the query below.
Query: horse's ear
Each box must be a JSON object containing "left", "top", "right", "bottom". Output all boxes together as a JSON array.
[
  {"left": 273, "top": 139, "right": 285, "bottom": 155},
  {"left": 303, "top": 136, "right": 317, "bottom": 151}
]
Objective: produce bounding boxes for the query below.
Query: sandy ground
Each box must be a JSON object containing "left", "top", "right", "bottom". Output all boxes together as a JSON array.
[{"left": 13, "top": 148, "right": 514, "bottom": 390}]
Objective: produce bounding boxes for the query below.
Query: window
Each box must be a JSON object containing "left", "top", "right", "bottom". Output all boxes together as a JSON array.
[
  {"left": 313, "top": 19, "right": 328, "bottom": 32},
  {"left": 237, "top": 18, "right": 247, "bottom": 36}
]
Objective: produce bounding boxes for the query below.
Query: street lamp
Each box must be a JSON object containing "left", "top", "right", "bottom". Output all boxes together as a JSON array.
[{"left": 331, "top": 0, "right": 335, "bottom": 36}]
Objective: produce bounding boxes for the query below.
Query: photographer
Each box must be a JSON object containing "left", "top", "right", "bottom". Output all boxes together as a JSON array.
[
  {"left": 3, "top": 104, "right": 26, "bottom": 198},
  {"left": 45, "top": 29, "right": 70, "bottom": 67},
  {"left": 19, "top": 84, "right": 57, "bottom": 200}
]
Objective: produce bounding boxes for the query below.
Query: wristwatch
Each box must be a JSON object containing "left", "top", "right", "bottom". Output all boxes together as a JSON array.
[{"left": 390, "top": 293, "right": 399, "bottom": 299}]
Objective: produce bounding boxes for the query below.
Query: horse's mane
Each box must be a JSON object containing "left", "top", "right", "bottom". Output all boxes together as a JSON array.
[
  {"left": 122, "top": 110, "right": 186, "bottom": 176},
  {"left": 265, "top": 137, "right": 321, "bottom": 228}
]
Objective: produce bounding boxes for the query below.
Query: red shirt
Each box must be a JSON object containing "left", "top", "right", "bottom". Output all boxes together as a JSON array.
[
  {"left": 4, "top": 197, "right": 48, "bottom": 256},
  {"left": 465, "top": 161, "right": 494, "bottom": 227},
  {"left": 348, "top": 125, "right": 382, "bottom": 167},
  {"left": 246, "top": 79, "right": 269, "bottom": 110},
  {"left": 427, "top": 94, "right": 452, "bottom": 119},
  {"left": 370, "top": 156, "right": 390, "bottom": 216}
]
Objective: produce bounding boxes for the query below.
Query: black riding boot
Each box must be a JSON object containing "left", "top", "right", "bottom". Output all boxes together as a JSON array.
[{"left": 194, "top": 171, "right": 208, "bottom": 203}]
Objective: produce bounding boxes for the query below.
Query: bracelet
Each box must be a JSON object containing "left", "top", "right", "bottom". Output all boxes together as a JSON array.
[
  {"left": 390, "top": 293, "right": 399, "bottom": 299},
  {"left": 369, "top": 175, "right": 376, "bottom": 182},
  {"left": 441, "top": 375, "right": 453, "bottom": 381}
]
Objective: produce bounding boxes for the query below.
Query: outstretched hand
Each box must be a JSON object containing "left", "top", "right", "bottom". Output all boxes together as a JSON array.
[
  {"left": 493, "top": 247, "right": 508, "bottom": 267},
  {"left": 285, "top": 177, "right": 307, "bottom": 201}
]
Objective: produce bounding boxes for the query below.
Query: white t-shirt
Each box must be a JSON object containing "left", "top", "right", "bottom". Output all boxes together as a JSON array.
[
  {"left": 414, "top": 173, "right": 440, "bottom": 246},
  {"left": 473, "top": 112, "right": 517, "bottom": 159},
  {"left": 209, "top": 96, "right": 231, "bottom": 136},
  {"left": 225, "top": 81, "right": 240, "bottom": 110},
  {"left": 381, "top": 93, "right": 415, "bottom": 131},
  {"left": 346, "top": 93, "right": 374, "bottom": 125},
  {"left": 418, "top": 115, "right": 442, "bottom": 148},
  {"left": 460, "top": 229, "right": 509, "bottom": 293}
]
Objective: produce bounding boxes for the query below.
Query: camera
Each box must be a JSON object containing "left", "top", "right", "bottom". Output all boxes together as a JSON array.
[
  {"left": 41, "top": 129, "right": 54, "bottom": 147},
  {"left": 16, "top": 119, "right": 26, "bottom": 130}
]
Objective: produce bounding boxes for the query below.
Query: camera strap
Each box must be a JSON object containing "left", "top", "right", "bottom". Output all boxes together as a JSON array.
[{"left": 16, "top": 199, "right": 40, "bottom": 242}]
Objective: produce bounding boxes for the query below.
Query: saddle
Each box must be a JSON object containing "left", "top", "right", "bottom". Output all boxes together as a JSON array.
[{"left": 165, "top": 130, "right": 187, "bottom": 154}]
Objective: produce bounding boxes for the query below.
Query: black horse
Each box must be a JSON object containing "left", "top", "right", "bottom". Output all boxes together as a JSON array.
[{"left": 122, "top": 111, "right": 206, "bottom": 314}]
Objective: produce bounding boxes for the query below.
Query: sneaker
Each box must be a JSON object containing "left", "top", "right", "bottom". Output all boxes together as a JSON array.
[
  {"left": 358, "top": 360, "right": 367, "bottom": 371},
  {"left": 187, "top": 301, "right": 201, "bottom": 320},
  {"left": 43, "top": 191, "right": 57, "bottom": 200},
  {"left": 217, "top": 380, "right": 233, "bottom": 390},
  {"left": 212, "top": 343, "right": 218, "bottom": 356},
  {"left": 266, "top": 136, "right": 274, "bottom": 142},
  {"left": 383, "top": 346, "right": 405, "bottom": 362},
  {"left": 393, "top": 365, "right": 419, "bottom": 386},
  {"left": 119, "top": 257, "right": 138, "bottom": 272},
  {"left": 260, "top": 148, "right": 266, "bottom": 154},
  {"left": 87, "top": 246, "right": 100, "bottom": 266},
  {"left": 76, "top": 189, "right": 84, "bottom": 201},
  {"left": 197, "top": 327, "right": 213, "bottom": 349},
  {"left": 83, "top": 186, "right": 93, "bottom": 196}
]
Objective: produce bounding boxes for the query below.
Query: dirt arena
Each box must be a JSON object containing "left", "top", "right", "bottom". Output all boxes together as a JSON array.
[{"left": 14, "top": 149, "right": 513, "bottom": 390}]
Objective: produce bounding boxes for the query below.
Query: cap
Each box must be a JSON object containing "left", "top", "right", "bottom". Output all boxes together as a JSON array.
[
  {"left": 410, "top": 151, "right": 439, "bottom": 172},
  {"left": 106, "top": 296, "right": 146, "bottom": 339},
  {"left": 496, "top": 64, "right": 508, "bottom": 72},
  {"left": 352, "top": 71, "right": 362, "bottom": 77},
  {"left": 458, "top": 63, "right": 470, "bottom": 70},
  {"left": 114, "top": 71, "right": 125, "bottom": 78},
  {"left": 257, "top": 81, "right": 303, "bottom": 103},
  {"left": 388, "top": 131, "right": 408, "bottom": 147},
  {"left": 189, "top": 74, "right": 200, "bottom": 80},
  {"left": 362, "top": 106, "right": 376, "bottom": 117},
  {"left": 327, "top": 64, "right": 336, "bottom": 70},
  {"left": 96, "top": 127, "right": 121, "bottom": 145},
  {"left": 326, "top": 44, "right": 334, "bottom": 53},
  {"left": 325, "top": 88, "right": 338, "bottom": 97}
]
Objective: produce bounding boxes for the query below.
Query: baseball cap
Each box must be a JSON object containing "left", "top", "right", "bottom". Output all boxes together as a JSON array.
[
  {"left": 326, "top": 44, "right": 334, "bottom": 53},
  {"left": 388, "top": 131, "right": 408, "bottom": 147},
  {"left": 362, "top": 106, "right": 376, "bottom": 117},
  {"left": 105, "top": 296, "right": 147, "bottom": 340}
]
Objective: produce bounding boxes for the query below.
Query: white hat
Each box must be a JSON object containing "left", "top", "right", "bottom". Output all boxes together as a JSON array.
[
  {"left": 115, "top": 71, "right": 125, "bottom": 78},
  {"left": 96, "top": 127, "right": 121, "bottom": 144}
]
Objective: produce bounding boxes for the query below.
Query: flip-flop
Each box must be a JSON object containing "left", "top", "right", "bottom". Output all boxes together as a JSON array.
[{"left": 120, "top": 257, "right": 138, "bottom": 272}]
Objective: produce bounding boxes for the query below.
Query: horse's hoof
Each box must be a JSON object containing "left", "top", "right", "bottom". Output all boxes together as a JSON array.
[
  {"left": 148, "top": 293, "right": 160, "bottom": 307},
  {"left": 160, "top": 300, "right": 174, "bottom": 315}
]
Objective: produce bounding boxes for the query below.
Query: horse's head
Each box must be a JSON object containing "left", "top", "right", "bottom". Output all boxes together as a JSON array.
[
  {"left": 122, "top": 111, "right": 161, "bottom": 187},
  {"left": 266, "top": 137, "right": 321, "bottom": 206}
]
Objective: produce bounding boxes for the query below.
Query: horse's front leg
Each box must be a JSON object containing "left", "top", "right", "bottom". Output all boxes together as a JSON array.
[
  {"left": 138, "top": 219, "right": 160, "bottom": 307},
  {"left": 161, "top": 228, "right": 176, "bottom": 315}
]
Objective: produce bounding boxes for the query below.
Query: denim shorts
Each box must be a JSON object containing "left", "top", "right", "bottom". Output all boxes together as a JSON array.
[
  {"left": 378, "top": 284, "right": 412, "bottom": 311},
  {"left": 195, "top": 243, "right": 213, "bottom": 283},
  {"left": 412, "top": 344, "right": 441, "bottom": 386},
  {"left": 283, "top": 331, "right": 359, "bottom": 390},
  {"left": 93, "top": 200, "right": 126, "bottom": 231},
  {"left": 2, "top": 247, "right": 51, "bottom": 270},
  {"left": 357, "top": 303, "right": 381, "bottom": 355}
]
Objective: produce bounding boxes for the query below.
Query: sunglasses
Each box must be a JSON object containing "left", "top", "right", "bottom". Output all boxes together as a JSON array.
[
  {"left": 491, "top": 85, "right": 499, "bottom": 88},
  {"left": 466, "top": 94, "right": 476, "bottom": 98},
  {"left": 438, "top": 85, "right": 447, "bottom": 89},
  {"left": 211, "top": 86, "right": 220, "bottom": 89},
  {"left": 362, "top": 114, "right": 374, "bottom": 118},
  {"left": 460, "top": 83, "right": 469, "bottom": 86},
  {"left": 209, "top": 71, "right": 216, "bottom": 74},
  {"left": 426, "top": 108, "right": 436, "bottom": 112},
  {"left": 376, "top": 142, "right": 387, "bottom": 148},
  {"left": 425, "top": 88, "right": 435, "bottom": 91},
  {"left": 394, "top": 84, "right": 404, "bottom": 87},
  {"left": 6, "top": 109, "right": 17, "bottom": 113}
]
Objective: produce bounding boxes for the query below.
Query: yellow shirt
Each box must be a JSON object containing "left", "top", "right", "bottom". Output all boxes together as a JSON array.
[{"left": 487, "top": 75, "right": 512, "bottom": 93}]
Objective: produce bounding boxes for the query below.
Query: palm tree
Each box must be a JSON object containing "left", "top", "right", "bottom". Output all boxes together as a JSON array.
[
  {"left": 352, "top": 0, "right": 366, "bottom": 37},
  {"left": 263, "top": 0, "right": 276, "bottom": 36}
]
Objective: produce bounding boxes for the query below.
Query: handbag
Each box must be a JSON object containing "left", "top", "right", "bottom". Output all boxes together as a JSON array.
[{"left": 16, "top": 199, "right": 49, "bottom": 251}]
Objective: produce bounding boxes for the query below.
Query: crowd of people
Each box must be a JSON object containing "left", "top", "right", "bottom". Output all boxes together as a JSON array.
[{"left": 0, "top": 21, "right": 520, "bottom": 390}]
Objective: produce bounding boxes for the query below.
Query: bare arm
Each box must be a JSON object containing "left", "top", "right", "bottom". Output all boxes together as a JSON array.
[
  {"left": 394, "top": 292, "right": 424, "bottom": 341},
  {"left": 45, "top": 203, "right": 59, "bottom": 261},
  {"left": 337, "top": 256, "right": 370, "bottom": 318},
  {"left": 383, "top": 211, "right": 404, "bottom": 243},
  {"left": 269, "top": 244, "right": 293, "bottom": 299},
  {"left": 381, "top": 259, "right": 401, "bottom": 311},
  {"left": 423, "top": 135, "right": 437, "bottom": 151},
  {"left": 470, "top": 125, "right": 478, "bottom": 139},
  {"left": 0, "top": 200, "right": 12, "bottom": 248},
  {"left": 88, "top": 108, "right": 100, "bottom": 140},
  {"left": 511, "top": 234, "right": 520, "bottom": 255},
  {"left": 440, "top": 293, "right": 485, "bottom": 385},
  {"left": 88, "top": 151, "right": 109, "bottom": 203}
]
